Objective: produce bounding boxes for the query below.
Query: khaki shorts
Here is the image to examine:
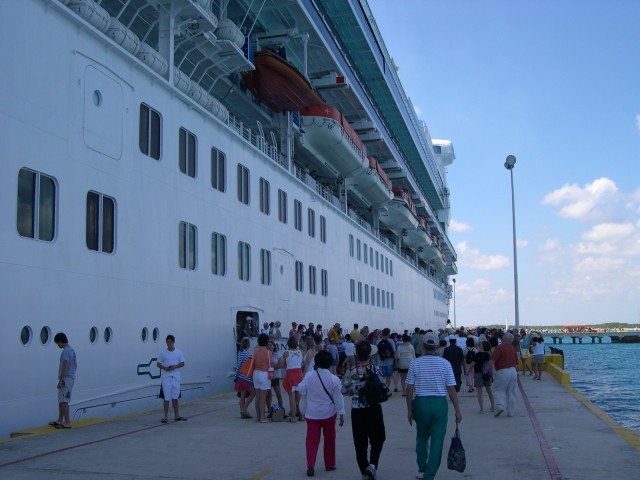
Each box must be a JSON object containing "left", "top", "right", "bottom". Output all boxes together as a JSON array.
[
  {"left": 58, "top": 377, "right": 75, "bottom": 404},
  {"left": 531, "top": 354, "right": 545, "bottom": 364}
]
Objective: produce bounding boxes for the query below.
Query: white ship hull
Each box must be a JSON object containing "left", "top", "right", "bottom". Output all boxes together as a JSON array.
[{"left": 0, "top": 0, "right": 455, "bottom": 438}]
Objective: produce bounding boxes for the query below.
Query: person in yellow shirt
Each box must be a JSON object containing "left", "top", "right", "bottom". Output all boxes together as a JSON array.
[
  {"left": 349, "top": 323, "right": 360, "bottom": 341},
  {"left": 328, "top": 323, "right": 342, "bottom": 343}
]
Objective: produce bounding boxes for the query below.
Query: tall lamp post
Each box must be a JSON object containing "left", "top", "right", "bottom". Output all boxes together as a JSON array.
[
  {"left": 452, "top": 278, "right": 457, "bottom": 329},
  {"left": 504, "top": 155, "right": 520, "bottom": 330}
]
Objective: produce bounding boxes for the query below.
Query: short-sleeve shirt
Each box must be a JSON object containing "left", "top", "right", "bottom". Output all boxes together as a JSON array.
[
  {"left": 491, "top": 343, "right": 518, "bottom": 370},
  {"left": 342, "top": 364, "right": 387, "bottom": 409},
  {"left": 376, "top": 338, "right": 396, "bottom": 366},
  {"left": 59, "top": 345, "right": 77, "bottom": 379},
  {"left": 157, "top": 348, "right": 185, "bottom": 381},
  {"left": 406, "top": 355, "right": 456, "bottom": 396},
  {"left": 343, "top": 341, "right": 356, "bottom": 357}
]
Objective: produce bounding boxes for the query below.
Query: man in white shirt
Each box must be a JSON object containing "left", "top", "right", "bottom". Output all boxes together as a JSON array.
[
  {"left": 406, "top": 331, "right": 462, "bottom": 480},
  {"left": 157, "top": 335, "right": 186, "bottom": 423}
]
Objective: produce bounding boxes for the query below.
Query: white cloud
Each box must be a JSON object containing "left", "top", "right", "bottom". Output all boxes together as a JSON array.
[
  {"left": 450, "top": 219, "right": 471, "bottom": 232},
  {"left": 456, "top": 241, "right": 510, "bottom": 270},
  {"left": 516, "top": 238, "right": 529, "bottom": 248},
  {"left": 540, "top": 238, "right": 559, "bottom": 251},
  {"left": 413, "top": 104, "right": 423, "bottom": 117},
  {"left": 542, "top": 177, "right": 618, "bottom": 221},
  {"left": 574, "top": 256, "right": 627, "bottom": 274},
  {"left": 582, "top": 222, "right": 634, "bottom": 242},
  {"left": 575, "top": 242, "right": 617, "bottom": 255},
  {"left": 537, "top": 238, "right": 560, "bottom": 265}
]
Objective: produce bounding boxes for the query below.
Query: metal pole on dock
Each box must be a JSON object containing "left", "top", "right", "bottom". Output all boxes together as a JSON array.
[{"left": 505, "top": 155, "right": 520, "bottom": 330}]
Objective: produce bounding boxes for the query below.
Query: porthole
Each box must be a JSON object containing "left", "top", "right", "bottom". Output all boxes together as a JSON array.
[
  {"left": 89, "top": 326, "right": 99, "bottom": 344},
  {"left": 21, "top": 326, "right": 33, "bottom": 346},
  {"left": 104, "top": 327, "right": 113, "bottom": 344},
  {"left": 92, "top": 89, "right": 102, "bottom": 106},
  {"left": 141, "top": 327, "right": 148, "bottom": 342},
  {"left": 40, "top": 326, "right": 52, "bottom": 345},
  {"left": 152, "top": 327, "right": 159, "bottom": 342}
]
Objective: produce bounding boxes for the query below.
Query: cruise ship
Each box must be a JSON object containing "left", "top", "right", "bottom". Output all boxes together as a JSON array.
[{"left": 0, "top": 0, "right": 457, "bottom": 438}]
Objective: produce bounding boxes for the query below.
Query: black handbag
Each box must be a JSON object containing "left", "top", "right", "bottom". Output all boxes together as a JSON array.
[{"left": 447, "top": 426, "right": 466, "bottom": 472}]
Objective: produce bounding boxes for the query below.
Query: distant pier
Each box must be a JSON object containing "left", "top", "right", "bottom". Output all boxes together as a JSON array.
[{"left": 548, "top": 331, "right": 640, "bottom": 344}]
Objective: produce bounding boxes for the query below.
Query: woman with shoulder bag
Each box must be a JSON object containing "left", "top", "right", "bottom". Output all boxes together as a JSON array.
[{"left": 297, "top": 350, "right": 345, "bottom": 477}]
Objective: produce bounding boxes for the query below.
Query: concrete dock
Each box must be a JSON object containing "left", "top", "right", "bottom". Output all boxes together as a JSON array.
[{"left": 2, "top": 374, "right": 640, "bottom": 480}]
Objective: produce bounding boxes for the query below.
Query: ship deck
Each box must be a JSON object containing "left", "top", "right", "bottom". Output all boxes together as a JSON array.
[{"left": 2, "top": 374, "right": 639, "bottom": 479}]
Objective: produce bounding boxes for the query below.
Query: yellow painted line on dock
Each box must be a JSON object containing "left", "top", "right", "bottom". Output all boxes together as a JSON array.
[
  {"left": 564, "top": 384, "right": 640, "bottom": 452},
  {"left": 249, "top": 470, "right": 273, "bottom": 480},
  {"left": 2, "top": 391, "right": 236, "bottom": 444}
]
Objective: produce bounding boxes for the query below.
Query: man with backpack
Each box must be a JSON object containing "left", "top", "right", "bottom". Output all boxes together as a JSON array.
[
  {"left": 376, "top": 328, "right": 397, "bottom": 388},
  {"left": 406, "top": 331, "right": 462, "bottom": 480}
]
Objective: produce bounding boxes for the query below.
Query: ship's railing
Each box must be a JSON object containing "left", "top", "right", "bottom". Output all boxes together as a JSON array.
[{"left": 226, "top": 115, "right": 284, "bottom": 167}]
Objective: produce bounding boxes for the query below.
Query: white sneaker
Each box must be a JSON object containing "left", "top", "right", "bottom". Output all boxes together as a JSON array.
[{"left": 365, "top": 464, "right": 377, "bottom": 480}]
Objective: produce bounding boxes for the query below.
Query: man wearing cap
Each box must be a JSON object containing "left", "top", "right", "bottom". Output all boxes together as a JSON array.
[
  {"left": 490, "top": 331, "right": 518, "bottom": 417},
  {"left": 406, "top": 331, "right": 462, "bottom": 480}
]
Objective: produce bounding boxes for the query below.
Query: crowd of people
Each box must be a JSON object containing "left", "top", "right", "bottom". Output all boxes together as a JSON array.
[
  {"left": 231, "top": 322, "right": 546, "bottom": 479},
  {"left": 47, "top": 324, "right": 546, "bottom": 480}
]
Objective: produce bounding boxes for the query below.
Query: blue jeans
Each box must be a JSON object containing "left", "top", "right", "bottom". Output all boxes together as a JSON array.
[{"left": 412, "top": 396, "right": 448, "bottom": 480}]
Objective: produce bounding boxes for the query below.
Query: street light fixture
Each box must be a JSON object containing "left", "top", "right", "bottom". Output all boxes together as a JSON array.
[
  {"left": 504, "top": 155, "right": 520, "bottom": 330},
  {"left": 452, "top": 278, "right": 457, "bottom": 329}
]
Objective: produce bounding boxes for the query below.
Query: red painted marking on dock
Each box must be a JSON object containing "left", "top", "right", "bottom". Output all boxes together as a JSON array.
[{"left": 518, "top": 377, "right": 563, "bottom": 480}]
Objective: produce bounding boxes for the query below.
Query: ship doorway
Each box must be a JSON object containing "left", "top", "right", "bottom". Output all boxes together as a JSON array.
[
  {"left": 274, "top": 249, "right": 293, "bottom": 301},
  {"left": 235, "top": 310, "right": 260, "bottom": 350}
]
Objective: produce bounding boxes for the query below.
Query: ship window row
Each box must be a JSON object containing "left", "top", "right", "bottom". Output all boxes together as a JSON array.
[
  {"left": 15, "top": 168, "right": 326, "bottom": 292},
  {"left": 20, "top": 325, "right": 162, "bottom": 347},
  {"left": 349, "top": 279, "right": 394, "bottom": 309},
  {"left": 295, "top": 261, "right": 328, "bottom": 296},
  {"left": 182, "top": 226, "right": 328, "bottom": 294},
  {"left": 17, "top": 168, "right": 116, "bottom": 254},
  {"left": 138, "top": 102, "right": 328, "bottom": 244},
  {"left": 348, "top": 234, "right": 393, "bottom": 277}
]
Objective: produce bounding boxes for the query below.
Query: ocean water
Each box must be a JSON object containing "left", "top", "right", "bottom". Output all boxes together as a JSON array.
[{"left": 554, "top": 341, "right": 640, "bottom": 433}]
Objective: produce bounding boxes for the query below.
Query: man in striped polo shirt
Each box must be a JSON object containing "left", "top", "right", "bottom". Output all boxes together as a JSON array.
[{"left": 406, "top": 331, "right": 462, "bottom": 480}]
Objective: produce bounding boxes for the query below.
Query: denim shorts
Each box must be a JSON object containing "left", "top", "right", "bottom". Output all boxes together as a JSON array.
[{"left": 379, "top": 364, "right": 394, "bottom": 377}]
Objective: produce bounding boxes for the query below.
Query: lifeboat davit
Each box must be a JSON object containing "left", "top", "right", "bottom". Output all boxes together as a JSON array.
[
  {"left": 243, "top": 50, "right": 325, "bottom": 112},
  {"left": 380, "top": 188, "right": 419, "bottom": 233},
  {"left": 297, "top": 105, "right": 367, "bottom": 178}
]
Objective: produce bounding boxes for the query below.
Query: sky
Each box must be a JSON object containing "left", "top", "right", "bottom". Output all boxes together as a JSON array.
[{"left": 368, "top": 0, "right": 640, "bottom": 327}]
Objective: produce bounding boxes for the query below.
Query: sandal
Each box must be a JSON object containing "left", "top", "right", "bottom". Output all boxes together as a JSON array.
[
  {"left": 174, "top": 417, "right": 187, "bottom": 422},
  {"left": 160, "top": 418, "right": 168, "bottom": 424},
  {"left": 48, "top": 421, "right": 62, "bottom": 427},
  {"left": 259, "top": 419, "right": 270, "bottom": 423},
  {"left": 286, "top": 417, "right": 297, "bottom": 423},
  {"left": 240, "top": 412, "right": 252, "bottom": 419}
]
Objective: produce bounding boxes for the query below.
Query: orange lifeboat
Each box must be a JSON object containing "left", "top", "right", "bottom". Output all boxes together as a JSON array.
[{"left": 242, "top": 50, "right": 325, "bottom": 112}]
